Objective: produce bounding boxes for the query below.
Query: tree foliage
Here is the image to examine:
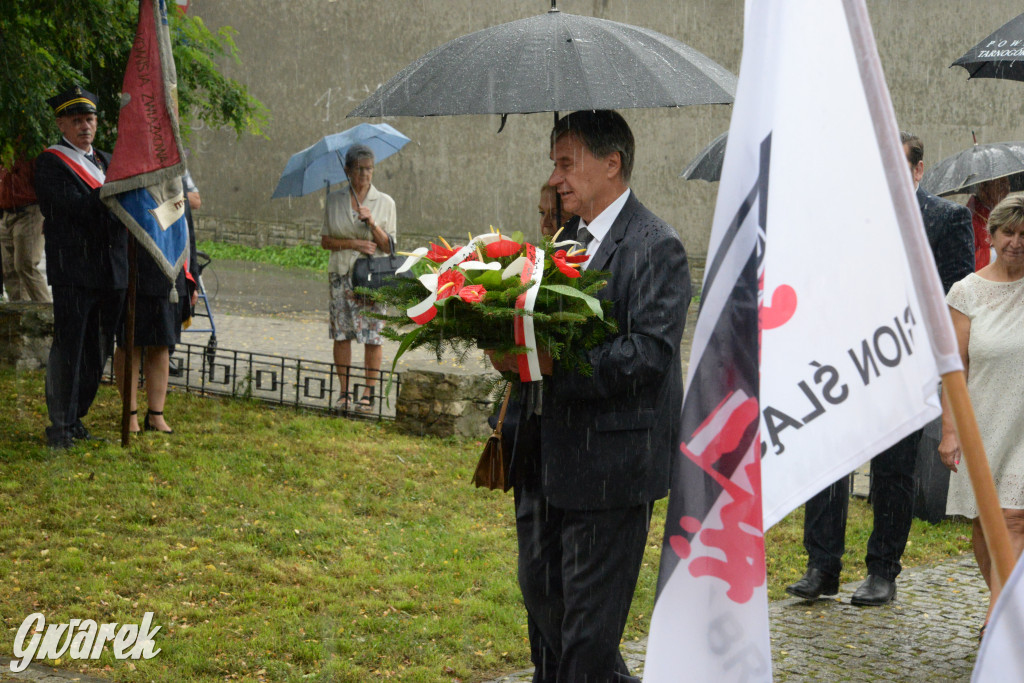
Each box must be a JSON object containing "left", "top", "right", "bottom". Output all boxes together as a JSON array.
[{"left": 0, "top": 0, "right": 268, "bottom": 164}]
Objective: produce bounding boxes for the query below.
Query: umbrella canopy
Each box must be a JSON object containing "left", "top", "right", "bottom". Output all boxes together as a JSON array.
[
  {"left": 952, "top": 13, "right": 1024, "bottom": 81},
  {"left": 271, "top": 123, "right": 410, "bottom": 199},
  {"left": 680, "top": 131, "right": 727, "bottom": 182},
  {"left": 347, "top": 8, "right": 736, "bottom": 118},
  {"left": 920, "top": 141, "right": 1024, "bottom": 197}
]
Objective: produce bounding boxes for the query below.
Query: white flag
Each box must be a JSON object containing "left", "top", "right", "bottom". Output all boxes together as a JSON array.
[
  {"left": 644, "top": 1, "right": 961, "bottom": 681},
  {"left": 973, "top": 557, "right": 1024, "bottom": 681}
]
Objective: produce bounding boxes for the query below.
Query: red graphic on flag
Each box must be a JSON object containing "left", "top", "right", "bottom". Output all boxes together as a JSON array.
[
  {"left": 760, "top": 283, "right": 797, "bottom": 330},
  {"left": 669, "top": 393, "right": 765, "bottom": 603}
]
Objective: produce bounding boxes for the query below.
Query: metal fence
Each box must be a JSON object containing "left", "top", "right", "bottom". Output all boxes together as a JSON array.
[{"left": 107, "top": 342, "right": 399, "bottom": 420}]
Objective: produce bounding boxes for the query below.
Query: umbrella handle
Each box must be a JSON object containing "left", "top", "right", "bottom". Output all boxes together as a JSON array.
[
  {"left": 343, "top": 163, "right": 375, "bottom": 232},
  {"left": 342, "top": 162, "right": 363, "bottom": 211}
]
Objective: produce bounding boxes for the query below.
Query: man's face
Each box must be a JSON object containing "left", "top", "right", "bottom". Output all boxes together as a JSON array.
[
  {"left": 903, "top": 143, "right": 924, "bottom": 187},
  {"left": 57, "top": 112, "right": 97, "bottom": 151},
  {"left": 547, "top": 133, "right": 615, "bottom": 223}
]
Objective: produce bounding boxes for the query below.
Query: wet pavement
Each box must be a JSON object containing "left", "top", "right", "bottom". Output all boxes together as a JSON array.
[
  {"left": 488, "top": 557, "right": 986, "bottom": 682},
  {"left": 2, "top": 260, "right": 989, "bottom": 681}
]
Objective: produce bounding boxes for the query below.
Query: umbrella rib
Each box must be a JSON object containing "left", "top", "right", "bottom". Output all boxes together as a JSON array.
[{"left": 564, "top": 16, "right": 598, "bottom": 109}]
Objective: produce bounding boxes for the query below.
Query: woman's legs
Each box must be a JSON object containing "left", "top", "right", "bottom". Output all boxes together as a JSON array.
[
  {"left": 333, "top": 339, "right": 352, "bottom": 403},
  {"left": 112, "top": 346, "right": 142, "bottom": 432},
  {"left": 974, "top": 509, "right": 1024, "bottom": 623},
  {"left": 362, "top": 343, "right": 382, "bottom": 399},
  {"left": 144, "top": 346, "right": 171, "bottom": 431}
]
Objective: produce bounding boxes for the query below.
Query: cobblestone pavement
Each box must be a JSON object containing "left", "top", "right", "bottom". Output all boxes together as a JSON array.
[
  {"left": 488, "top": 557, "right": 987, "bottom": 683},
  {"left": 0, "top": 658, "right": 109, "bottom": 683}
]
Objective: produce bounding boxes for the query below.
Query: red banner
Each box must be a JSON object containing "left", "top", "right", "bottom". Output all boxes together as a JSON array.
[{"left": 104, "top": 0, "right": 182, "bottom": 183}]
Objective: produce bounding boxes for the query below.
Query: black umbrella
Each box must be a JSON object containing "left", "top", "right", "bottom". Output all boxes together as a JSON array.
[
  {"left": 920, "top": 140, "right": 1024, "bottom": 197},
  {"left": 680, "top": 131, "right": 727, "bottom": 182},
  {"left": 348, "top": 5, "right": 736, "bottom": 119},
  {"left": 952, "top": 13, "right": 1024, "bottom": 81}
]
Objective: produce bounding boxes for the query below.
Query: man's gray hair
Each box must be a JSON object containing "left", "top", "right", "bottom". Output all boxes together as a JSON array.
[{"left": 551, "top": 110, "right": 635, "bottom": 183}]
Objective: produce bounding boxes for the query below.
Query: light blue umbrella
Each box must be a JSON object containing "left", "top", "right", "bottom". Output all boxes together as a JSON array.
[{"left": 271, "top": 123, "right": 411, "bottom": 198}]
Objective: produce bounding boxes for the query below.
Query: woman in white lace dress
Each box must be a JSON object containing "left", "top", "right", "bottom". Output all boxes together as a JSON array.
[{"left": 940, "top": 193, "right": 1024, "bottom": 630}]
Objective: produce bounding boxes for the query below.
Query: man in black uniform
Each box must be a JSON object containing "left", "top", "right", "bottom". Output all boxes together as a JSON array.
[{"left": 34, "top": 86, "right": 127, "bottom": 449}]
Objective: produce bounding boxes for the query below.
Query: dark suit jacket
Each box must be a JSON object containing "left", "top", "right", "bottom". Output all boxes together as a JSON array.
[
  {"left": 917, "top": 187, "right": 973, "bottom": 294},
  {"left": 34, "top": 142, "right": 128, "bottom": 290},
  {"left": 540, "top": 192, "right": 692, "bottom": 510}
]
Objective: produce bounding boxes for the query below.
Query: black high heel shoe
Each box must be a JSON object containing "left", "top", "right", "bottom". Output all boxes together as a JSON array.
[
  {"left": 144, "top": 410, "right": 173, "bottom": 434},
  {"left": 355, "top": 386, "right": 376, "bottom": 413}
]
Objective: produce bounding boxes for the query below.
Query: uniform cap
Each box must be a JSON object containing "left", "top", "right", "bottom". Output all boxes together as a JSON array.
[{"left": 47, "top": 85, "right": 98, "bottom": 116}]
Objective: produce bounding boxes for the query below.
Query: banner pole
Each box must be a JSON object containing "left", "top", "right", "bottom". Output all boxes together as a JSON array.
[
  {"left": 942, "top": 370, "right": 1016, "bottom": 587},
  {"left": 120, "top": 237, "right": 138, "bottom": 448}
]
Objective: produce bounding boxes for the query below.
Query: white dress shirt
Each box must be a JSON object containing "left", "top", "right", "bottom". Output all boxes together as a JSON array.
[{"left": 578, "top": 189, "right": 630, "bottom": 270}]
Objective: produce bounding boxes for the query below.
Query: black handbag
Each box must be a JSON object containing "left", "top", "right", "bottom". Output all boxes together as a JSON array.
[{"left": 350, "top": 234, "right": 412, "bottom": 290}]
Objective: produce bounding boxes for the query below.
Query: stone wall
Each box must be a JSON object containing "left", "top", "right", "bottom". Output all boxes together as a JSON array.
[
  {"left": 185, "top": 0, "right": 1024, "bottom": 258},
  {"left": 395, "top": 369, "right": 499, "bottom": 439},
  {"left": 194, "top": 214, "right": 321, "bottom": 249},
  {"left": 0, "top": 303, "right": 53, "bottom": 371}
]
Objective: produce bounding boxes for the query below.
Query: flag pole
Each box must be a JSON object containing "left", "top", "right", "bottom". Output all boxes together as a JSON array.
[
  {"left": 120, "top": 237, "right": 138, "bottom": 447},
  {"left": 842, "top": 0, "right": 1015, "bottom": 587}
]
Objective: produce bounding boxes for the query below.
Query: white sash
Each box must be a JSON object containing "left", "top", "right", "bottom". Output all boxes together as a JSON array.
[{"left": 48, "top": 142, "right": 105, "bottom": 185}]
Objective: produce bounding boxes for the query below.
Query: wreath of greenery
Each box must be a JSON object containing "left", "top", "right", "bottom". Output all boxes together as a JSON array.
[{"left": 357, "top": 230, "right": 617, "bottom": 378}]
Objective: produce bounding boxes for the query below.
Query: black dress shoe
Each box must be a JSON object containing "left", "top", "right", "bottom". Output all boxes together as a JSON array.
[
  {"left": 70, "top": 422, "right": 108, "bottom": 442},
  {"left": 71, "top": 422, "right": 93, "bottom": 440},
  {"left": 850, "top": 574, "right": 896, "bottom": 606},
  {"left": 785, "top": 568, "right": 840, "bottom": 600}
]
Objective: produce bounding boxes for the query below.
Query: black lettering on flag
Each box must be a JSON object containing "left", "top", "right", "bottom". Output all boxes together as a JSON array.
[{"left": 848, "top": 339, "right": 880, "bottom": 385}]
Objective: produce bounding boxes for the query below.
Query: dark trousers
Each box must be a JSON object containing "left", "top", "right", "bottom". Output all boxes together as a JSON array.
[
  {"left": 803, "top": 428, "right": 921, "bottom": 581},
  {"left": 514, "top": 480, "right": 651, "bottom": 683},
  {"left": 46, "top": 285, "right": 125, "bottom": 442}
]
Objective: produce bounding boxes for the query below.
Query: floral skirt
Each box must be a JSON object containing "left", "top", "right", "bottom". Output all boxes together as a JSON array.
[{"left": 328, "top": 272, "right": 385, "bottom": 344}]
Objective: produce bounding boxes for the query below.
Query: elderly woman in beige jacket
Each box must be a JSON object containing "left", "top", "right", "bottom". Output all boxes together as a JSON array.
[{"left": 320, "top": 144, "right": 397, "bottom": 412}]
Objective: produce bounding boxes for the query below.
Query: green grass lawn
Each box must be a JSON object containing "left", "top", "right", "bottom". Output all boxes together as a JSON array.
[
  {"left": 0, "top": 368, "right": 971, "bottom": 682},
  {"left": 197, "top": 241, "right": 328, "bottom": 272}
]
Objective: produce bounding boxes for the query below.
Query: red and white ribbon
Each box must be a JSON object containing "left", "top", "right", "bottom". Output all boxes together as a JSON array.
[
  {"left": 406, "top": 233, "right": 499, "bottom": 323},
  {"left": 513, "top": 244, "right": 545, "bottom": 382},
  {"left": 404, "top": 233, "right": 545, "bottom": 382}
]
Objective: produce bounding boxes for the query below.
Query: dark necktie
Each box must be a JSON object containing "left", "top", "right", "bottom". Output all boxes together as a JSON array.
[
  {"left": 577, "top": 226, "right": 593, "bottom": 251},
  {"left": 85, "top": 152, "right": 98, "bottom": 168}
]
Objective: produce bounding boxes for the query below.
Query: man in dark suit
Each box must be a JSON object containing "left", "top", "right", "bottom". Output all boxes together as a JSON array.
[
  {"left": 34, "top": 86, "right": 128, "bottom": 450},
  {"left": 493, "top": 110, "right": 691, "bottom": 682},
  {"left": 787, "top": 131, "right": 974, "bottom": 606}
]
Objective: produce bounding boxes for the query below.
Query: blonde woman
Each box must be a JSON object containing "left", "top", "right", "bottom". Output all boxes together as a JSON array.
[{"left": 940, "top": 193, "right": 1024, "bottom": 637}]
